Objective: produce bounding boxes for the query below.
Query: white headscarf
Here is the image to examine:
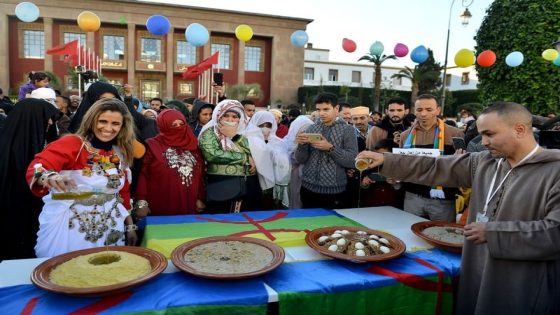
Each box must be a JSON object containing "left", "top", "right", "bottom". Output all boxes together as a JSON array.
[
  {"left": 283, "top": 115, "right": 314, "bottom": 156},
  {"left": 249, "top": 111, "right": 291, "bottom": 205},
  {"left": 30, "top": 87, "right": 57, "bottom": 107}
]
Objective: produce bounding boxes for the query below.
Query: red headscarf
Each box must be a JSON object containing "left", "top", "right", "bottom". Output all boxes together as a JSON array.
[{"left": 155, "top": 109, "right": 198, "bottom": 151}]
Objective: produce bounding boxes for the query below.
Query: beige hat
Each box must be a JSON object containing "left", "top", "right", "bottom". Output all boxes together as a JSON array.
[
  {"left": 350, "top": 106, "right": 369, "bottom": 116},
  {"left": 269, "top": 109, "right": 282, "bottom": 120}
]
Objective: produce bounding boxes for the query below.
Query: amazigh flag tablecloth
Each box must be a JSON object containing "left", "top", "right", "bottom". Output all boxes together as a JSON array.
[
  {"left": 0, "top": 262, "right": 271, "bottom": 315},
  {"left": 142, "top": 208, "right": 363, "bottom": 258},
  {"left": 0, "top": 208, "right": 461, "bottom": 315},
  {"left": 142, "top": 208, "right": 461, "bottom": 315}
]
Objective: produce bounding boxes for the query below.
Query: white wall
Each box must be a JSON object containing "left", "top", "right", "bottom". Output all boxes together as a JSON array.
[{"left": 303, "top": 47, "right": 478, "bottom": 92}]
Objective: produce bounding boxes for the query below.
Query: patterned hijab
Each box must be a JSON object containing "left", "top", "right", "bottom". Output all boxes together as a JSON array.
[{"left": 198, "top": 99, "right": 249, "bottom": 151}]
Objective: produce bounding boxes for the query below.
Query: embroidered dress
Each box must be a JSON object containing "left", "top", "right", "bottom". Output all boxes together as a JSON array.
[
  {"left": 27, "top": 136, "right": 131, "bottom": 258},
  {"left": 135, "top": 109, "right": 205, "bottom": 215}
]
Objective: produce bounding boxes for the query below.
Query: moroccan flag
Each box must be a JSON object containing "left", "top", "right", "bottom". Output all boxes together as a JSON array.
[
  {"left": 46, "top": 40, "right": 78, "bottom": 56},
  {"left": 182, "top": 51, "right": 219, "bottom": 79}
]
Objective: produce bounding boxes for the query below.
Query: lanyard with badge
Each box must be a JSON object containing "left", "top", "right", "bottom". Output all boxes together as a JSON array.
[{"left": 477, "top": 144, "right": 539, "bottom": 223}]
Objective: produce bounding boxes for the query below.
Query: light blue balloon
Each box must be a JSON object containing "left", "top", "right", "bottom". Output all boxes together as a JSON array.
[
  {"left": 185, "top": 23, "right": 209, "bottom": 47},
  {"left": 505, "top": 51, "right": 524, "bottom": 67},
  {"left": 410, "top": 45, "right": 429, "bottom": 63},
  {"left": 146, "top": 15, "right": 170, "bottom": 36},
  {"left": 553, "top": 56, "right": 560, "bottom": 67},
  {"left": 369, "top": 41, "right": 384, "bottom": 56},
  {"left": 290, "top": 30, "right": 309, "bottom": 48},
  {"left": 15, "top": 2, "right": 40, "bottom": 23}
]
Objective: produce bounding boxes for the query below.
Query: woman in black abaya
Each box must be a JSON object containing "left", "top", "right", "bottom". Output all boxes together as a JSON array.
[{"left": 0, "top": 98, "right": 62, "bottom": 260}]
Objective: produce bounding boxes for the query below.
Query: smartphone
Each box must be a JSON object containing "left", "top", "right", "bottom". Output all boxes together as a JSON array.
[
  {"left": 213, "top": 72, "right": 223, "bottom": 86},
  {"left": 452, "top": 137, "right": 467, "bottom": 150},
  {"left": 302, "top": 133, "right": 322, "bottom": 142}
]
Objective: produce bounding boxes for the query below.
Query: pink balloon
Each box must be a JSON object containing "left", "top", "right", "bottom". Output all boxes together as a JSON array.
[
  {"left": 342, "top": 38, "right": 357, "bottom": 53},
  {"left": 393, "top": 43, "right": 409, "bottom": 57}
]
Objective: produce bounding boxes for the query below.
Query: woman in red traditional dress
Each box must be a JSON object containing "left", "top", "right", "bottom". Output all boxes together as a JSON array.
[
  {"left": 27, "top": 98, "right": 137, "bottom": 258},
  {"left": 134, "top": 109, "right": 206, "bottom": 216}
]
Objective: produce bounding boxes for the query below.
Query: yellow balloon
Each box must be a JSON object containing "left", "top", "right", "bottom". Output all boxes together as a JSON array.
[
  {"left": 542, "top": 49, "right": 559, "bottom": 61},
  {"left": 77, "top": 11, "right": 101, "bottom": 32},
  {"left": 454, "top": 49, "right": 475, "bottom": 68},
  {"left": 235, "top": 24, "right": 253, "bottom": 42}
]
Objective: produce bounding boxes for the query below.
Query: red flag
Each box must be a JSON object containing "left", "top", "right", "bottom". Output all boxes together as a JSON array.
[
  {"left": 46, "top": 40, "right": 78, "bottom": 56},
  {"left": 182, "top": 52, "right": 220, "bottom": 79},
  {"left": 198, "top": 52, "right": 220, "bottom": 71}
]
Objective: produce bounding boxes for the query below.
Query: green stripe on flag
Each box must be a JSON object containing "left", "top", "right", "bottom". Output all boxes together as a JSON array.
[
  {"left": 261, "top": 216, "right": 364, "bottom": 231},
  {"left": 279, "top": 276, "right": 453, "bottom": 315},
  {"left": 122, "top": 304, "right": 267, "bottom": 315}
]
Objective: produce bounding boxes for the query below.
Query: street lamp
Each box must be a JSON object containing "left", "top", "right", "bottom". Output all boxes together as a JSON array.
[{"left": 441, "top": 0, "right": 473, "bottom": 115}]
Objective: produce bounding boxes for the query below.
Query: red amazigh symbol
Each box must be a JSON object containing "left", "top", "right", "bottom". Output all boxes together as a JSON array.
[
  {"left": 195, "top": 211, "right": 309, "bottom": 241},
  {"left": 21, "top": 297, "right": 39, "bottom": 315},
  {"left": 366, "top": 257, "right": 452, "bottom": 315},
  {"left": 68, "top": 291, "right": 133, "bottom": 315}
]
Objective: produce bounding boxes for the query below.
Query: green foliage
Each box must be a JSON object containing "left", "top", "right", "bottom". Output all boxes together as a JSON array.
[
  {"left": 458, "top": 102, "right": 485, "bottom": 116},
  {"left": 417, "top": 49, "right": 443, "bottom": 93},
  {"left": 226, "top": 83, "right": 263, "bottom": 101},
  {"left": 475, "top": 0, "right": 560, "bottom": 115},
  {"left": 452, "top": 89, "right": 481, "bottom": 107},
  {"left": 339, "top": 85, "right": 351, "bottom": 102},
  {"left": 45, "top": 71, "right": 62, "bottom": 92}
]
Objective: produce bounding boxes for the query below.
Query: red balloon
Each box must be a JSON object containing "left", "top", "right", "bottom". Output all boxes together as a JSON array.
[
  {"left": 477, "top": 50, "right": 496, "bottom": 68},
  {"left": 342, "top": 38, "right": 357, "bottom": 53}
]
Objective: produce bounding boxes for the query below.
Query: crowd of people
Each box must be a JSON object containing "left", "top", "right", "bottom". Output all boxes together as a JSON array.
[{"left": 0, "top": 71, "right": 559, "bottom": 313}]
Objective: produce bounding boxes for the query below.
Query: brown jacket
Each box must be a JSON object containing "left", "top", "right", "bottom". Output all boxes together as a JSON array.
[
  {"left": 381, "top": 149, "right": 560, "bottom": 314},
  {"left": 398, "top": 122, "right": 464, "bottom": 199},
  {"left": 400, "top": 121, "right": 463, "bottom": 148}
]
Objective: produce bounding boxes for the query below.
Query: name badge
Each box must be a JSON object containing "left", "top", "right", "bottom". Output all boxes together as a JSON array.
[{"left": 476, "top": 212, "right": 489, "bottom": 223}]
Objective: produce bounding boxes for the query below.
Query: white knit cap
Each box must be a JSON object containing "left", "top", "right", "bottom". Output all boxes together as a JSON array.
[{"left": 30, "top": 87, "right": 57, "bottom": 106}]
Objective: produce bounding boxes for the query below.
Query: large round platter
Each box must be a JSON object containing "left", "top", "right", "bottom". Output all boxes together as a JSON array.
[
  {"left": 31, "top": 246, "right": 168, "bottom": 297},
  {"left": 305, "top": 226, "right": 406, "bottom": 263},
  {"left": 171, "top": 236, "right": 285, "bottom": 280},
  {"left": 411, "top": 221, "right": 464, "bottom": 253}
]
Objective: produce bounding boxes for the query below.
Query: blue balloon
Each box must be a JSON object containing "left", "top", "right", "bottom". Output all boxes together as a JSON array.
[
  {"left": 410, "top": 45, "right": 429, "bottom": 63},
  {"left": 505, "top": 51, "right": 524, "bottom": 67},
  {"left": 146, "top": 15, "right": 170, "bottom": 36},
  {"left": 553, "top": 56, "right": 560, "bottom": 67},
  {"left": 185, "top": 23, "right": 209, "bottom": 47},
  {"left": 15, "top": 2, "right": 40, "bottom": 23},
  {"left": 369, "top": 41, "right": 384, "bottom": 56},
  {"left": 290, "top": 30, "right": 309, "bottom": 48}
]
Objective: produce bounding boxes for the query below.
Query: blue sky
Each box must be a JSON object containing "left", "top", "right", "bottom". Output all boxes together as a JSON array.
[{"left": 141, "top": 0, "right": 493, "bottom": 67}]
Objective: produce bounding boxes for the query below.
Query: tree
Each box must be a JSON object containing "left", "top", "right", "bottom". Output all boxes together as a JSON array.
[
  {"left": 358, "top": 53, "right": 397, "bottom": 112},
  {"left": 392, "top": 67, "right": 420, "bottom": 105},
  {"left": 391, "top": 54, "right": 441, "bottom": 106},
  {"left": 475, "top": 0, "right": 560, "bottom": 115},
  {"left": 339, "top": 85, "right": 351, "bottom": 103},
  {"left": 417, "top": 49, "right": 442, "bottom": 94}
]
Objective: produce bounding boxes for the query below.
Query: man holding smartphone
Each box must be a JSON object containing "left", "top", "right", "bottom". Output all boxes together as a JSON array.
[
  {"left": 295, "top": 92, "right": 358, "bottom": 209},
  {"left": 366, "top": 96, "right": 411, "bottom": 149}
]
